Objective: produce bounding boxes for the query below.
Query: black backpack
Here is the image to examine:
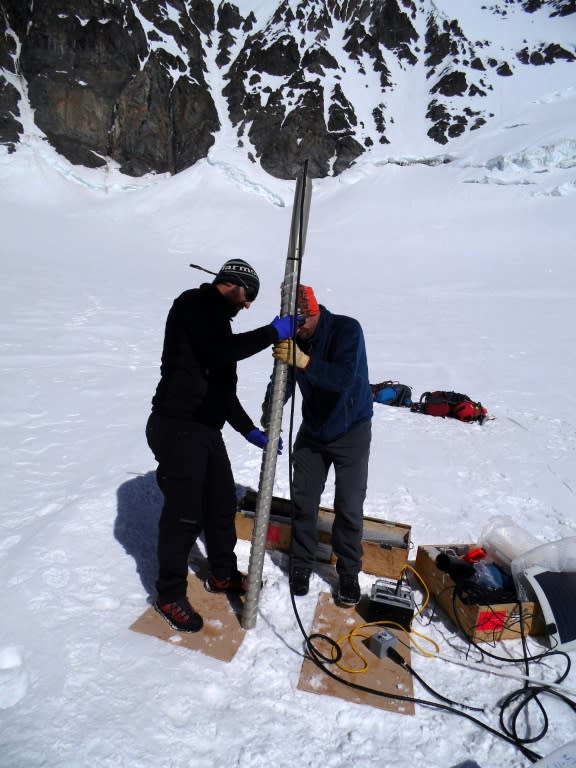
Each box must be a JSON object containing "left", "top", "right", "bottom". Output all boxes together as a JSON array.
[{"left": 371, "top": 381, "right": 413, "bottom": 407}]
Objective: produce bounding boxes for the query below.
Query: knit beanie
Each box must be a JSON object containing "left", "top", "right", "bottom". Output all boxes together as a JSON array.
[{"left": 214, "top": 259, "right": 259, "bottom": 301}]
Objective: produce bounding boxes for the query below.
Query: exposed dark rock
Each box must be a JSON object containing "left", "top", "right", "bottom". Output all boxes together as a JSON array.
[
  {"left": 464, "top": 106, "right": 486, "bottom": 132},
  {"left": 302, "top": 46, "right": 339, "bottom": 76},
  {"left": 523, "top": 0, "right": 576, "bottom": 12},
  {"left": 425, "top": 16, "right": 462, "bottom": 69},
  {"left": 431, "top": 70, "right": 468, "bottom": 97},
  {"left": 542, "top": 42, "right": 576, "bottom": 61},
  {"left": 1, "top": 0, "right": 34, "bottom": 43},
  {"left": 109, "top": 56, "right": 174, "bottom": 175},
  {"left": 426, "top": 99, "right": 470, "bottom": 144},
  {"left": 0, "top": 13, "right": 16, "bottom": 72},
  {"left": 0, "top": 0, "right": 221, "bottom": 173},
  {"left": 517, "top": 42, "right": 575, "bottom": 64},
  {"left": 216, "top": 3, "right": 243, "bottom": 67},
  {"left": 19, "top": 4, "right": 144, "bottom": 168},
  {"left": 0, "top": 0, "right": 574, "bottom": 177},
  {"left": 497, "top": 61, "right": 513, "bottom": 75},
  {"left": 28, "top": 75, "right": 111, "bottom": 167},
  {"left": 0, "top": 8, "right": 22, "bottom": 149},
  {"left": 249, "top": 35, "right": 301, "bottom": 76},
  {"left": 247, "top": 84, "right": 363, "bottom": 179},
  {"left": 368, "top": 0, "right": 418, "bottom": 65},
  {"left": 0, "top": 75, "right": 22, "bottom": 149},
  {"left": 328, "top": 84, "right": 358, "bottom": 132},
  {"left": 171, "top": 77, "right": 219, "bottom": 174},
  {"left": 550, "top": 0, "right": 576, "bottom": 16},
  {"left": 372, "top": 105, "right": 390, "bottom": 144},
  {"left": 523, "top": 0, "right": 543, "bottom": 10},
  {"left": 469, "top": 83, "right": 486, "bottom": 96},
  {"left": 448, "top": 114, "right": 467, "bottom": 138},
  {"left": 187, "top": 0, "right": 216, "bottom": 37},
  {"left": 344, "top": 16, "right": 395, "bottom": 89},
  {"left": 426, "top": 100, "right": 449, "bottom": 144},
  {"left": 218, "top": 1, "right": 243, "bottom": 32}
]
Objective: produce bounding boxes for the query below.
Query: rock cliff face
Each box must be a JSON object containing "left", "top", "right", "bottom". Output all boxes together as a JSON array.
[{"left": 0, "top": 0, "right": 574, "bottom": 179}]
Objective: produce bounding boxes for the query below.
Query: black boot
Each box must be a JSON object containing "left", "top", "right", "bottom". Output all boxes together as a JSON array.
[
  {"left": 290, "top": 567, "right": 312, "bottom": 596},
  {"left": 337, "top": 574, "right": 361, "bottom": 607}
]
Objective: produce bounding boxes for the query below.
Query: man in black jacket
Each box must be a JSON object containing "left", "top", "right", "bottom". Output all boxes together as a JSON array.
[{"left": 146, "top": 259, "right": 295, "bottom": 632}]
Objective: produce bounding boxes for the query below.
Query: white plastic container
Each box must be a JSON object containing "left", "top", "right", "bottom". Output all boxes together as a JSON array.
[{"left": 480, "top": 515, "right": 541, "bottom": 569}]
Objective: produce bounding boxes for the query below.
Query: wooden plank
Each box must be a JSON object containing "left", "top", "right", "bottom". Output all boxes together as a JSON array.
[
  {"left": 130, "top": 573, "right": 246, "bottom": 663},
  {"left": 297, "top": 592, "right": 415, "bottom": 715}
]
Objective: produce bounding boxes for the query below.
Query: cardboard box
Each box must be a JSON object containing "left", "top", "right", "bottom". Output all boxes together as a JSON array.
[
  {"left": 415, "top": 544, "right": 544, "bottom": 642},
  {"left": 236, "top": 489, "right": 411, "bottom": 579}
]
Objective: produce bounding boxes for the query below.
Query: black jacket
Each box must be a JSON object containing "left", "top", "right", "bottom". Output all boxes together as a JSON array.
[{"left": 151, "top": 283, "right": 276, "bottom": 434}]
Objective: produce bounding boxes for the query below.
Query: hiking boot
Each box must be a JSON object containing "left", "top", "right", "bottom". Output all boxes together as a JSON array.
[
  {"left": 154, "top": 597, "right": 203, "bottom": 633},
  {"left": 205, "top": 571, "right": 248, "bottom": 595},
  {"left": 337, "top": 574, "right": 361, "bottom": 607},
  {"left": 290, "top": 567, "right": 311, "bottom": 596}
]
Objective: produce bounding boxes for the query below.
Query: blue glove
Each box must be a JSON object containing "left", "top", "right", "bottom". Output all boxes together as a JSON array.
[
  {"left": 271, "top": 315, "right": 297, "bottom": 341},
  {"left": 246, "top": 428, "right": 283, "bottom": 455}
]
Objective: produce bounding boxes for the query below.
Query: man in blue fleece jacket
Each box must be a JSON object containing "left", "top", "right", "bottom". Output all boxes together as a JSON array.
[{"left": 270, "top": 285, "right": 373, "bottom": 606}]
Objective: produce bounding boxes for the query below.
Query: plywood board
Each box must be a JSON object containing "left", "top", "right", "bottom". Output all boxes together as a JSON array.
[
  {"left": 130, "top": 573, "right": 246, "bottom": 662},
  {"left": 297, "top": 593, "right": 415, "bottom": 715}
]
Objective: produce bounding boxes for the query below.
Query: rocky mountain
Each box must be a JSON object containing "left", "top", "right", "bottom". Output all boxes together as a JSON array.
[{"left": 0, "top": 0, "right": 574, "bottom": 179}]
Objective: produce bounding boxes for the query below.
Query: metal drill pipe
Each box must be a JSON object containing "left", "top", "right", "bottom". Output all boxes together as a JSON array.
[{"left": 241, "top": 163, "right": 312, "bottom": 629}]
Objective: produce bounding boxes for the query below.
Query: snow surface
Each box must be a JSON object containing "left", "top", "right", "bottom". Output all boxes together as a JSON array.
[{"left": 1, "top": 14, "right": 576, "bottom": 768}]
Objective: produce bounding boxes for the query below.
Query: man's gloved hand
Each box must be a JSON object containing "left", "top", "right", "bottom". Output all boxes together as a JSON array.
[
  {"left": 246, "top": 428, "right": 283, "bottom": 455},
  {"left": 273, "top": 339, "right": 310, "bottom": 370},
  {"left": 271, "top": 315, "right": 297, "bottom": 341}
]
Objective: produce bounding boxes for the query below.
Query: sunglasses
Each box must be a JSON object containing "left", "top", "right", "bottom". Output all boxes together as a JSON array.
[{"left": 234, "top": 278, "right": 258, "bottom": 302}]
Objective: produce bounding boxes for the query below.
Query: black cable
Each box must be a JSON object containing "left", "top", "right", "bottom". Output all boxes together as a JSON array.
[
  {"left": 400, "top": 661, "right": 485, "bottom": 713},
  {"left": 448, "top": 585, "right": 573, "bottom": 758},
  {"left": 300, "top": 624, "right": 542, "bottom": 762},
  {"left": 497, "top": 596, "right": 575, "bottom": 748}
]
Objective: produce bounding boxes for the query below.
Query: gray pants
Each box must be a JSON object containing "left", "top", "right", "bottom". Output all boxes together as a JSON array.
[{"left": 290, "top": 419, "right": 371, "bottom": 576}]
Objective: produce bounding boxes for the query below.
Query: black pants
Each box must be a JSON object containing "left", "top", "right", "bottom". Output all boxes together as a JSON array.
[
  {"left": 290, "top": 419, "right": 371, "bottom": 576},
  {"left": 146, "top": 413, "right": 238, "bottom": 603}
]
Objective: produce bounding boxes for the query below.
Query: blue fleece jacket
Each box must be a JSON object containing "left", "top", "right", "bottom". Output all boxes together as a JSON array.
[{"left": 288, "top": 306, "right": 373, "bottom": 442}]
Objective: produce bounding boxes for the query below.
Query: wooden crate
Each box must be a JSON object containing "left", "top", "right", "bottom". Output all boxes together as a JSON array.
[
  {"left": 415, "top": 544, "right": 544, "bottom": 642},
  {"left": 236, "top": 489, "right": 411, "bottom": 579}
]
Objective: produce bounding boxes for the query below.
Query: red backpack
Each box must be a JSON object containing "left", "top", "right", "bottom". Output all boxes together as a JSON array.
[{"left": 411, "top": 391, "right": 488, "bottom": 424}]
